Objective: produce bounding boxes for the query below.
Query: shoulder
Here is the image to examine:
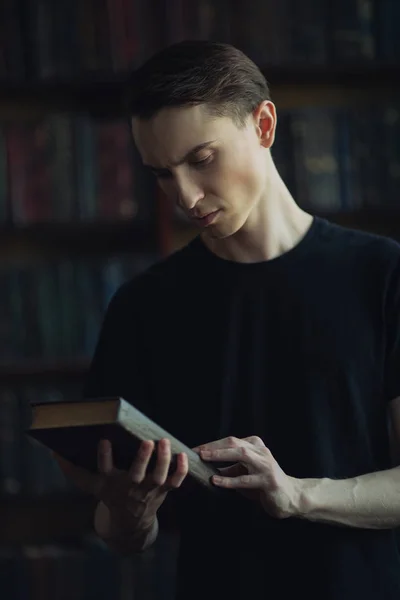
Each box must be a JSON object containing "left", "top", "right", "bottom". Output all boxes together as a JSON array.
[
  {"left": 317, "top": 217, "right": 400, "bottom": 276},
  {"left": 109, "top": 237, "right": 201, "bottom": 309}
]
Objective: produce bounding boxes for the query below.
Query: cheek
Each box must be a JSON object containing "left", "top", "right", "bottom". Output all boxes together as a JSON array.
[{"left": 222, "top": 155, "right": 263, "bottom": 202}]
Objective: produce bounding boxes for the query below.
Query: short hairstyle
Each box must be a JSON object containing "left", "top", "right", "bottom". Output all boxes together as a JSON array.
[{"left": 126, "top": 40, "right": 271, "bottom": 127}]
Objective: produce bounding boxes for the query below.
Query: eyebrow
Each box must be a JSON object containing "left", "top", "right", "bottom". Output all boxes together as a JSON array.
[{"left": 145, "top": 141, "right": 216, "bottom": 172}]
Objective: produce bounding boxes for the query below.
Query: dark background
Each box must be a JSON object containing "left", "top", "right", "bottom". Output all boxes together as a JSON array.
[{"left": 0, "top": 0, "right": 399, "bottom": 598}]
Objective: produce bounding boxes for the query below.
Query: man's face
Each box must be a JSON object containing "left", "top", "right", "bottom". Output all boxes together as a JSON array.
[{"left": 132, "top": 103, "right": 274, "bottom": 239}]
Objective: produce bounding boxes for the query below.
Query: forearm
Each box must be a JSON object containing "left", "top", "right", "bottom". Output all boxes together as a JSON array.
[
  {"left": 94, "top": 501, "right": 159, "bottom": 554},
  {"left": 297, "top": 466, "right": 400, "bottom": 529}
]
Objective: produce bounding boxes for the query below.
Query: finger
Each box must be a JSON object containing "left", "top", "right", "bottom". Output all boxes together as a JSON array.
[
  {"left": 97, "top": 439, "right": 113, "bottom": 475},
  {"left": 217, "top": 463, "right": 247, "bottom": 478},
  {"left": 193, "top": 436, "right": 240, "bottom": 453},
  {"left": 166, "top": 452, "right": 189, "bottom": 489},
  {"left": 200, "top": 446, "right": 255, "bottom": 463},
  {"left": 212, "top": 473, "right": 259, "bottom": 489},
  {"left": 52, "top": 452, "right": 100, "bottom": 495},
  {"left": 128, "top": 440, "right": 155, "bottom": 484},
  {"left": 244, "top": 435, "right": 265, "bottom": 448},
  {"left": 52, "top": 452, "right": 72, "bottom": 473},
  {"left": 138, "top": 438, "right": 171, "bottom": 487},
  {"left": 148, "top": 438, "right": 172, "bottom": 486}
]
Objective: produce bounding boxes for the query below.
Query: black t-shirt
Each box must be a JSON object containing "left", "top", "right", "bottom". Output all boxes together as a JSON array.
[{"left": 84, "top": 216, "right": 400, "bottom": 599}]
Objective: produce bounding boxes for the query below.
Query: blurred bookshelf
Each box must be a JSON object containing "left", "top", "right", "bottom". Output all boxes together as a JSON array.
[
  {"left": 0, "top": 358, "right": 89, "bottom": 383},
  {"left": 0, "top": 0, "right": 400, "bottom": 598},
  {"left": 0, "top": 493, "right": 96, "bottom": 545},
  {"left": 0, "top": 221, "right": 157, "bottom": 260},
  {"left": 1, "top": 64, "right": 400, "bottom": 117}
]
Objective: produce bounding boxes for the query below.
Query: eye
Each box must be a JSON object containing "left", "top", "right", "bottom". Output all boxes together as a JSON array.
[
  {"left": 192, "top": 154, "right": 213, "bottom": 168},
  {"left": 152, "top": 169, "right": 172, "bottom": 180}
]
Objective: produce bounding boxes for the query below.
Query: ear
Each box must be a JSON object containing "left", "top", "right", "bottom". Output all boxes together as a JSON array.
[{"left": 253, "top": 101, "right": 277, "bottom": 149}]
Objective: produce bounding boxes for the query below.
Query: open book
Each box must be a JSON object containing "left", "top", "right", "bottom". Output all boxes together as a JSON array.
[{"left": 26, "top": 396, "right": 220, "bottom": 491}]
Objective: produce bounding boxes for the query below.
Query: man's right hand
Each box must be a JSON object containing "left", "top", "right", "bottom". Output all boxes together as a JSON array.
[{"left": 54, "top": 437, "right": 188, "bottom": 544}]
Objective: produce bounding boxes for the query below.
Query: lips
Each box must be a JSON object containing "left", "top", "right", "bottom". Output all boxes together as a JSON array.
[
  {"left": 192, "top": 210, "right": 217, "bottom": 220},
  {"left": 191, "top": 210, "right": 220, "bottom": 227}
]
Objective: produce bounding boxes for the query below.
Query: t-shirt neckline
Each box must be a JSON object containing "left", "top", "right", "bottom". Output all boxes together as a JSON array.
[{"left": 191, "top": 215, "right": 326, "bottom": 272}]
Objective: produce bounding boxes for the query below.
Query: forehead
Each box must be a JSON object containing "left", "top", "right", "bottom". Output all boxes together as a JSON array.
[{"left": 131, "top": 105, "right": 236, "bottom": 167}]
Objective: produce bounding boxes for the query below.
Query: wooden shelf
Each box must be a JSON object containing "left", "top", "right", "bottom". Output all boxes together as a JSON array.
[
  {"left": 0, "top": 65, "right": 399, "bottom": 116},
  {"left": 0, "top": 358, "right": 90, "bottom": 383},
  {"left": 0, "top": 220, "right": 157, "bottom": 260},
  {"left": 267, "top": 65, "right": 400, "bottom": 109},
  {"left": 0, "top": 493, "right": 96, "bottom": 545},
  {"left": 0, "top": 73, "right": 129, "bottom": 117},
  {"left": 266, "top": 64, "right": 400, "bottom": 88}
]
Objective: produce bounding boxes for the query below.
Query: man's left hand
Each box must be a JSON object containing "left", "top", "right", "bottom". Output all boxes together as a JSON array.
[{"left": 194, "top": 436, "right": 302, "bottom": 519}]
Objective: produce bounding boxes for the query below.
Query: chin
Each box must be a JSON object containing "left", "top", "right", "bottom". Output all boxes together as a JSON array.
[
  {"left": 204, "top": 226, "right": 234, "bottom": 241},
  {"left": 206, "top": 213, "right": 246, "bottom": 240},
  {"left": 203, "top": 219, "right": 231, "bottom": 240}
]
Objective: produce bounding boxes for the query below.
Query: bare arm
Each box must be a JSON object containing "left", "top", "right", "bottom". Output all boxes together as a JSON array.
[
  {"left": 297, "top": 466, "right": 400, "bottom": 529},
  {"left": 199, "top": 398, "right": 400, "bottom": 529},
  {"left": 297, "top": 397, "right": 400, "bottom": 529}
]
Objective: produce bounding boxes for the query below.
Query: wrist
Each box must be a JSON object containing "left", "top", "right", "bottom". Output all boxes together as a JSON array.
[
  {"left": 95, "top": 501, "right": 158, "bottom": 547},
  {"left": 284, "top": 476, "right": 308, "bottom": 518},
  {"left": 293, "top": 477, "right": 329, "bottom": 519}
]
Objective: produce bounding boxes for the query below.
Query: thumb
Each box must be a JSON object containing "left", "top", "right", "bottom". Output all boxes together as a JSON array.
[
  {"left": 217, "top": 463, "right": 247, "bottom": 478},
  {"left": 52, "top": 451, "right": 101, "bottom": 496}
]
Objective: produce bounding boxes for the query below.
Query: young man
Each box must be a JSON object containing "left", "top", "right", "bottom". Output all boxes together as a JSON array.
[{"left": 59, "top": 41, "right": 400, "bottom": 599}]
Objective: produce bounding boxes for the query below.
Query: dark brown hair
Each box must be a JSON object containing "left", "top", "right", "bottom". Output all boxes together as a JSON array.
[{"left": 126, "top": 40, "right": 271, "bottom": 127}]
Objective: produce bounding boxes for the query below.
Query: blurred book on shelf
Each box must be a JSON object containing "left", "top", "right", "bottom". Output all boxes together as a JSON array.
[
  {"left": 0, "top": 115, "right": 154, "bottom": 227},
  {"left": 0, "top": 254, "right": 156, "bottom": 365},
  {"left": 1, "top": 0, "right": 400, "bottom": 85}
]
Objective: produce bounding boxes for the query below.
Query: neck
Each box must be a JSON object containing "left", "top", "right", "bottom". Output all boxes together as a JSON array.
[{"left": 202, "top": 158, "right": 314, "bottom": 264}]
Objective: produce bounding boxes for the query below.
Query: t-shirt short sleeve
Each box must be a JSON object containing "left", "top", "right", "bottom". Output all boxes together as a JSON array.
[
  {"left": 83, "top": 281, "right": 151, "bottom": 414},
  {"left": 385, "top": 256, "right": 400, "bottom": 403}
]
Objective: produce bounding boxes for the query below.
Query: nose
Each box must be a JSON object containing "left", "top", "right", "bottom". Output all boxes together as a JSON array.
[{"left": 175, "top": 176, "right": 204, "bottom": 212}]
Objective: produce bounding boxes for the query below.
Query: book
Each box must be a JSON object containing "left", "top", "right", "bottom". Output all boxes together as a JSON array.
[{"left": 26, "top": 396, "right": 220, "bottom": 492}]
